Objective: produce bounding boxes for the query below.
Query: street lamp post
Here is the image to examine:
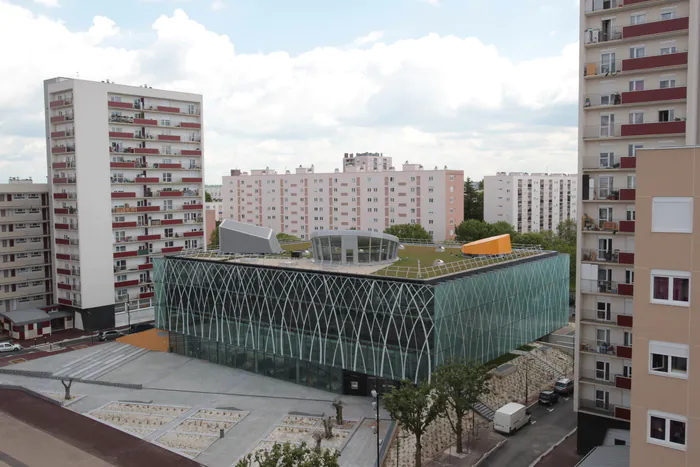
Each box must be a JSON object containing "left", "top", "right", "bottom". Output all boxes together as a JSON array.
[
  {"left": 127, "top": 300, "right": 131, "bottom": 333},
  {"left": 371, "top": 388, "right": 380, "bottom": 466}
]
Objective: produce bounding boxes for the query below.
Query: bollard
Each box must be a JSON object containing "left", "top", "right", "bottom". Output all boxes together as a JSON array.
[{"left": 220, "top": 428, "right": 225, "bottom": 439}]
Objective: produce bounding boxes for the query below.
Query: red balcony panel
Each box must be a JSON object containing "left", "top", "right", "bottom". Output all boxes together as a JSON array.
[
  {"left": 108, "top": 101, "right": 134, "bottom": 109},
  {"left": 55, "top": 238, "right": 69, "bottom": 245},
  {"left": 133, "top": 118, "right": 158, "bottom": 125},
  {"left": 50, "top": 100, "right": 65, "bottom": 108},
  {"left": 56, "top": 268, "right": 70, "bottom": 275},
  {"left": 621, "top": 121, "right": 686, "bottom": 137},
  {"left": 157, "top": 135, "right": 181, "bottom": 141},
  {"left": 139, "top": 292, "right": 155, "bottom": 299},
  {"left": 618, "top": 252, "right": 635, "bottom": 265},
  {"left": 138, "top": 234, "right": 161, "bottom": 241},
  {"left": 615, "top": 376, "right": 632, "bottom": 390},
  {"left": 614, "top": 407, "right": 631, "bottom": 421},
  {"left": 136, "top": 177, "right": 160, "bottom": 183},
  {"left": 183, "top": 204, "right": 203, "bottom": 210},
  {"left": 619, "top": 157, "right": 636, "bottom": 169},
  {"left": 55, "top": 223, "right": 69, "bottom": 230},
  {"left": 621, "top": 86, "right": 686, "bottom": 104},
  {"left": 109, "top": 132, "right": 134, "bottom": 139},
  {"left": 617, "top": 345, "right": 633, "bottom": 359},
  {"left": 618, "top": 283, "right": 634, "bottom": 296},
  {"left": 56, "top": 253, "right": 70, "bottom": 260},
  {"left": 623, "top": 17, "right": 689, "bottom": 39},
  {"left": 52, "top": 162, "right": 67, "bottom": 169},
  {"left": 58, "top": 298, "right": 72, "bottom": 306},
  {"left": 159, "top": 191, "right": 183, "bottom": 197},
  {"left": 57, "top": 283, "right": 72, "bottom": 290},
  {"left": 50, "top": 116, "right": 65, "bottom": 123},
  {"left": 53, "top": 178, "right": 67, "bottom": 184},
  {"left": 110, "top": 162, "right": 136, "bottom": 168},
  {"left": 180, "top": 122, "right": 201, "bottom": 129},
  {"left": 623, "top": 52, "right": 688, "bottom": 72},
  {"left": 161, "top": 246, "right": 184, "bottom": 253},
  {"left": 619, "top": 188, "right": 636, "bottom": 201},
  {"left": 51, "top": 131, "right": 66, "bottom": 138},
  {"left": 51, "top": 147, "right": 68, "bottom": 154},
  {"left": 112, "top": 222, "right": 137, "bottom": 228},
  {"left": 619, "top": 220, "right": 635, "bottom": 233},
  {"left": 617, "top": 314, "right": 634, "bottom": 328},
  {"left": 54, "top": 208, "right": 68, "bottom": 215},
  {"left": 137, "top": 206, "right": 160, "bottom": 212},
  {"left": 112, "top": 192, "right": 137, "bottom": 198},
  {"left": 158, "top": 163, "right": 181, "bottom": 169},
  {"left": 181, "top": 150, "right": 202, "bottom": 156},
  {"left": 161, "top": 219, "right": 183, "bottom": 225},
  {"left": 133, "top": 148, "right": 159, "bottom": 154},
  {"left": 182, "top": 177, "right": 202, "bottom": 183},
  {"left": 157, "top": 106, "right": 180, "bottom": 113},
  {"left": 138, "top": 263, "right": 153, "bottom": 270},
  {"left": 113, "top": 251, "right": 138, "bottom": 258},
  {"left": 115, "top": 279, "right": 139, "bottom": 288},
  {"left": 183, "top": 231, "right": 203, "bottom": 237}
]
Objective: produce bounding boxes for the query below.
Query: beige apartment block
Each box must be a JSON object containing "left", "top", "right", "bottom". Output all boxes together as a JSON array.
[
  {"left": 222, "top": 153, "right": 464, "bottom": 241},
  {"left": 576, "top": 0, "right": 700, "bottom": 456}
]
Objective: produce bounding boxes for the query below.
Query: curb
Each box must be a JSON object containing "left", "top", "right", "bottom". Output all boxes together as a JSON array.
[
  {"left": 528, "top": 427, "right": 577, "bottom": 467},
  {"left": 473, "top": 439, "right": 507, "bottom": 467}
]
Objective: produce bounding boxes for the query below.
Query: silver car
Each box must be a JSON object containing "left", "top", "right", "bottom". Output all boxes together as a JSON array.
[{"left": 0, "top": 342, "right": 21, "bottom": 352}]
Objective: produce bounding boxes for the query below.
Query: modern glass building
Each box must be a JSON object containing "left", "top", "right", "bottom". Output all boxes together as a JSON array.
[
  {"left": 310, "top": 230, "right": 400, "bottom": 264},
  {"left": 154, "top": 250, "right": 569, "bottom": 396}
]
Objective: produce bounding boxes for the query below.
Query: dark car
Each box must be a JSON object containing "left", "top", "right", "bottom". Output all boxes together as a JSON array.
[
  {"left": 130, "top": 322, "right": 155, "bottom": 334},
  {"left": 553, "top": 378, "right": 574, "bottom": 396},
  {"left": 538, "top": 390, "right": 559, "bottom": 406}
]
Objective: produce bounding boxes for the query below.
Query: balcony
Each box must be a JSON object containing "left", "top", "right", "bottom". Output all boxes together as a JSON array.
[
  {"left": 140, "top": 292, "right": 155, "bottom": 299},
  {"left": 135, "top": 177, "right": 160, "bottom": 183},
  {"left": 51, "top": 146, "right": 75, "bottom": 154},
  {"left": 157, "top": 135, "right": 181, "bottom": 141},
  {"left": 623, "top": 51, "right": 688, "bottom": 72},
  {"left": 156, "top": 105, "right": 180, "bottom": 113},
  {"left": 50, "top": 98, "right": 72, "bottom": 108},
  {"left": 137, "top": 206, "right": 160, "bottom": 213},
  {"left": 52, "top": 177, "right": 76, "bottom": 184},
  {"left": 580, "top": 279, "right": 634, "bottom": 297},
  {"left": 183, "top": 231, "right": 203, "bottom": 237},
  {"left": 621, "top": 120, "right": 686, "bottom": 137},
  {"left": 580, "top": 339, "right": 633, "bottom": 359},
  {"left": 113, "top": 250, "right": 138, "bottom": 259},
  {"left": 179, "top": 122, "right": 201, "bottom": 129},
  {"left": 58, "top": 298, "right": 73, "bottom": 306},
  {"left": 580, "top": 309, "right": 633, "bottom": 328},
  {"left": 55, "top": 238, "right": 78, "bottom": 246},
  {"left": 581, "top": 249, "right": 635, "bottom": 265},
  {"left": 579, "top": 398, "right": 631, "bottom": 421},
  {"left": 111, "top": 192, "right": 137, "bottom": 199},
  {"left": 624, "top": 16, "right": 689, "bottom": 39},
  {"left": 56, "top": 268, "right": 70, "bottom": 275},
  {"left": 181, "top": 150, "right": 202, "bottom": 156},
  {"left": 132, "top": 148, "right": 159, "bottom": 155},
  {"left": 54, "top": 207, "right": 77, "bottom": 215},
  {"left": 619, "top": 188, "right": 635, "bottom": 201},
  {"left": 134, "top": 118, "right": 158, "bottom": 125},
  {"left": 579, "top": 370, "right": 632, "bottom": 390},
  {"left": 158, "top": 190, "right": 182, "bottom": 197},
  {"left": 137, "top": 234, "right": 161, "bottom": 241},
  {"left": 115, "top": 279, "right": 139, "bottom": 288},
  {"left": 162, "top": 246, "right": 184, "bottom": 254},
  {"left": 108, "top": 101, "right": 134, "bottom": 109},
  {"left": 157, "top": 163, "right": 181, "bottom": 169},
  {"left": 582, "top": 217, "right": 636, "bottom": 233},
  {"left": 112, "top": 221, "right": 138, "bottom": 228},
  {"left": 109, "top": 131, "right": 135, "bottom": 139},
  {"left": 159, "top": 219, "right": 184, "bottom": 225},
  {"left": 622, "top": 86, "right": 687, "bottom": 104},
  {"left": 182, "top": 177, "right": 202, "bottom": 183},
  {"left": 53, "top": 192, "right": 77, "bottom": 200},
  {"left": 139, "top": 263, "right": 154, "bottom": 270}
]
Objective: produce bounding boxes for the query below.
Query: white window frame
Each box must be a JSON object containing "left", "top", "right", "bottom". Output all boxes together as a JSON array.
[
  {"left": 630, "top": 12, "right": 646, "bottom": 25},
  {"left": 651, "top": 269, "right": 690, "bottom": 307},
  {"left": 649, "top": 340, "right": 688, "bottom": 379},
  {"left": 629, "top": 45, "right": 646, "bottom": 59},
  {"left": 652, "top": 197, "right": 693, "bottom": 233},
  {"left": 660, "top": 78, "right": 676, "bottom": 89},
  {"left": 629, "top": 79, "right": 644, "bottom": 91},
  {"left": 647, "top": 410, "right": 687, "bottom": 450}
]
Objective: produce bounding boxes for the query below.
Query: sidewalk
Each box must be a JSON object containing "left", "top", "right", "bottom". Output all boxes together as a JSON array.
[{"left": 0, "top": 342, "right": 105, "bottom": 368}]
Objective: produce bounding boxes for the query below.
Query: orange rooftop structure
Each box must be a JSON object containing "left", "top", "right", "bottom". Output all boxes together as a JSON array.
[{"left": 461, "top": 234, "right": 513, "bottom": 256}]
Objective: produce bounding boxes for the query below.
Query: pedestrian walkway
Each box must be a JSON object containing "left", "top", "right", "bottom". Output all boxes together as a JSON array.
[{"left": 52, "top": 343, "right": 149, "bottom": 381}]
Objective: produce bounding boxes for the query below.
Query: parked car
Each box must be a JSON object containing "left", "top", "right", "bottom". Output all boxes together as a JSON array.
[
  {"left": 0, "top": 342, "right": 21, "bottom": 352},
  {"left": 129, "top": 322, "right": 155, "bottom": 334},
  {"left": 538, "top": 390, "right": 559, "bottom": 406},
  {"left": 553, "top": 378, "right": 574, "bottom": 396},
  {"left": 98, "top": 330, "right": 124, "bottom": 341},
  {"left": 493, "top": 403, "right": 531, "bottom": 435}
]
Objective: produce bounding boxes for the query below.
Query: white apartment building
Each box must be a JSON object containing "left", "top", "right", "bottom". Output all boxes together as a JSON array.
[
  {"left": 576, "top": 0, "right": 700, "bottom": 458},
  {"left": 44, "top": 77, "right": 204, "bottom": 329},
  {"left": 222, "top": 154, "right": 464, "bottom": 241},
  {"left": 484, "top": 172, "right": 578, "bottom": 233}
]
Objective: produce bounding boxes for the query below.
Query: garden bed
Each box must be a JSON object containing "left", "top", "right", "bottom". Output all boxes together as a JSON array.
[
  {"left": 172, "top": 418, "right": 234, "bottom": 435},
  {"left": 156, "top": 431, "right": 218, "bottom": 452},
  {"left": 101, "top": 402, "right": 190, "bottom": 417},
  {"left": 190, "top": 408, "right": 248, "bottom": 423}
]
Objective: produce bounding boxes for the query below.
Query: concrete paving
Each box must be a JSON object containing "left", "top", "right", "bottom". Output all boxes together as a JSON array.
[{"left": 0, "top": 348, "right": 385, "bottom": 467}]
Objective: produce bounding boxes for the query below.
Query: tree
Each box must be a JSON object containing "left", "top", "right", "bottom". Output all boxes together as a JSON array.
[
  {"left": 489, "top": 221, "right": 516, "bottom": 237},
  {"left": 455, "top": 219, "right": 514, "bottom": 243},
  {"left": 205, "top": 191, "right": 213, "bottom": 202},
  {"left": 61, "top": 379, "right": 74, "bottom": 401},
  {"left": 384, "top": 224, "right": 432, "bottom": 241},
  {"left": 276, "top": 232, "right": 303, "bottom": 243},
  {"left": 433, "top": 360, "right": 491, "bottom": 453},
  {"left": 209, "top": 220, "right": 221, "bottom": 248},
  {"left": 463, "top": 178, "right": 484, "bottom": 221},
  {"left": 332, "top": 399, "right": 344, "bottom": 425},
  {"left": 234, "top": 442, "right": 339, "bottom": 467},
  {"left": 383, "top": 381, "right": 443, "bottom": 467},
  {"left": 556, "top": 219, "right": 577, "bottom": 245}
]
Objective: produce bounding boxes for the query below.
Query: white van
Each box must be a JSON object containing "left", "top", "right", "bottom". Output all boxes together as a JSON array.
[{"left": 493, "top": 402, "right": 532, "bottom": 435}]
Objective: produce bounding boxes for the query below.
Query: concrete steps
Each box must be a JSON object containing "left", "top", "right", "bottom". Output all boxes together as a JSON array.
[
  {"left": 51, "top": 343, "right": 149, "bottom": 381},
  {"left": 53, "top": 343, "right": 122, "bottom": 378},
  {"left": 473, "top": 401, "right": 495, "bottom": 421}
]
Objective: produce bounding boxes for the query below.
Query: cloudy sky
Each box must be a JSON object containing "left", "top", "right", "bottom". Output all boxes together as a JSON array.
[{"left": 0, "top": 0, "right": 579, "bottom": 185}]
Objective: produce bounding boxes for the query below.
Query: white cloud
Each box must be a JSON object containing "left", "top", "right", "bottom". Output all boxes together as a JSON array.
[
  {"left": 0, "top": 2, "right": 578, "bottom": 185},
  {"left": 210, "top": 0, "right": 225, "bottom": 11},
  {"left": 352, "top": 31, "right": 384, "bottom": 46},
  {"left": 32, "top": 0, "right": 59, "bottom": 7},
  {"left": 419, "top": 0, "right": 440, "bottom": 5}
]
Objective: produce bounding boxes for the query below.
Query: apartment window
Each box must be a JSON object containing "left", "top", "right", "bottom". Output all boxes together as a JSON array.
[
  {"left": 660, "top": 78, "right": 676, "bottom": 89},
  {"left": 165, "top": 241, "right": 174, "bottom": 248},
  {"left": 162, "top": 145, "right": 172, "bottom": 155},
  {"left": 629, "top": 111, "right": 644, "bottom": 124},
  {"left": 649, "top": 341, "right": 688, "bottom": 379},
  {"left": 115, "top": 231, "right": 125, "bottom": 242},
  {"left": 629, "top": 46, "right": 645, "bottom": 59},
  {"left": 117, "top": 274, "right": 127, "bottom": 282},
  {"left": 630, "top": 13, "right": 646, "bottom": 25},
  {"left": 629, "top": 79, "right": 644, "bottom": 91},
  {"left": 660, "top": 9, "right": 676, "bottom": 20},
  {"left": 628, "top": 144, "right": 643, "bottom": 157},
  {"left": 651, "top": 270, "right": 690, "bottom": 306},
  {"left": 164, "top": 228, "right": 174, "bottom": 238},
  {"left": 599, "top": 152, "right": 614, "bottom": 168},
  {"left": 652, "top": 197, "right": 692, "bottom": 233},
  {"left": 648, "top": 411, "right": 686, "bottom": 450},
  {"left": 110, "top": 96, "right": 122, "bottom": 102},
  {"left": 627, "top": 175, "right": 636, "bottom": 189},
  {"left": 115, "top": 245, "right": 126, "bottom": 253},
  {"left": 161, "top": 119, "right": 171, "bottom": 127},
  {"left": 660, "top": 45, "right": 677, "bottom": 55}
]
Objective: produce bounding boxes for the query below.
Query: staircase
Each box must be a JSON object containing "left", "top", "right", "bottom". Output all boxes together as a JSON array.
[
  {"left": 473, "top": 400, "right": 496, "bottom": 421},
  {"left": 52, "top": 343, "right": 149, "bottom": 381}
]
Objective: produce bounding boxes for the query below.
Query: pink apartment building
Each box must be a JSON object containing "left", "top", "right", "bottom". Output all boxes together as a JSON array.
[{"left": 222, "top": 153, "right": 464, "bottom": 241}]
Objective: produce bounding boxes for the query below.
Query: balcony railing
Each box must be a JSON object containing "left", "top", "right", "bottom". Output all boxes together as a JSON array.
[
  {"left": 580, "top": 339, "right": 633, "bottom": 358},
  {"left": 581, "top": 249, "right": 634, "bottom": 265},
  {"left": 581, "top": 217, "right": 636, "bottom": 233},
  {"left": 584, "top": 17, "right": 690, "bottom": 45},
  {"left": 51, "top": 146, "right": 75, "bottom": 154},
  {"left": 579, "top": 398, "right": 631, "bottom": 421},
  {"left": 581, "top": 279, "right": 634, "bottom": 296},
  {"left": 621, "top": 119, "right": 686, "bottom": 137},
  {"left": 584, "top": 87, "right": 687, "bottom": 108},
  {"left": 584, "top": 52, "right": 688, "bottom": 77},
  {"left": 580, "top": 309, "right": 633, "bottom": 328},
  {"left": 579, "top": 370, "right": 632, "bottom": 388}
]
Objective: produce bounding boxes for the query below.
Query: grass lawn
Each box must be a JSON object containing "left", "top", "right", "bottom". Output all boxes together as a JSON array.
[
  {"left": 391, "top": 245, "right": 464, "bottom": 268},
  {"left": 484, "top": 352, "right": 519, "bottom": 370},
  {"left": 281, "top": 242, "right": 311, "bottom": 252}
]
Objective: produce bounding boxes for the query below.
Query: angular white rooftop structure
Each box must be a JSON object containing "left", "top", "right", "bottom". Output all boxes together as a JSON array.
[{"left": 219, "top": 220, "right": 283, "bottom": 254}]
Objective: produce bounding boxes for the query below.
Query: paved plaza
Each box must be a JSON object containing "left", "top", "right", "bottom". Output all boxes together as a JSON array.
[{"left": 0, "top": 347, "right": 386, "bottom": 467}]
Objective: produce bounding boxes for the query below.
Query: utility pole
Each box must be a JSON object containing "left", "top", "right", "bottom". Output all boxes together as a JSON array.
[
  {"left": 524, "top": 356, "right": 529, "bottom": 406},
  {"left": 371, "top": 388, "right": 380, "bottom": 467}
]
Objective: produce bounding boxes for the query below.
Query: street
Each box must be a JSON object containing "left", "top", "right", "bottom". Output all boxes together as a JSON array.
[{"left": 479, "top": 396, "right": 577, "bottom": 467}]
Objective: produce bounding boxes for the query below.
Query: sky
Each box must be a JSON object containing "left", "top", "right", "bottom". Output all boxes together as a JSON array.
[{"left": 0, "top": 0, "right": 580, "bottom": 185}]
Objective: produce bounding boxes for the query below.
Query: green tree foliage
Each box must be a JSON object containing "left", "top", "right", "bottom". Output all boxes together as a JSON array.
[
  {"left": 234, "top": 442, "right": 340, "bottom": 467},
  {"left": 209, "top": 220, "right": 221, "bottom": 248},
  {"left": 384, "top": 224, "right": 432, "bottom": 241},
  {"left": 433, "top": 360, "right": 491, "bottom": 453},
  {"left": 383, "top": 382, "right": 443, "bottom": 467},
  {"left": 205, "top": 191, "right": 213, "bottom": 202},
  {"left": 463, "top": 178, "right": 484, "bottom": 221},
  {"left": 276, "top": 232, "right": 303, "bottom": 243},
  {"left": 455, "top": 219, "right": 515, "bottom": 243}
]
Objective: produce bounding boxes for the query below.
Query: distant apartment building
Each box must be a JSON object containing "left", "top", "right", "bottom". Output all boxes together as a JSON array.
[
  {"left": 483, "top": 172, "right": 578, "bottom": 233},
  {"left": 205, "top": 184, "right": 222, "bottom": 201},
  {"left": 44, "top": 77, "right": 204, "bottom": 330},
  {"left": 222, "top": 154, "right": 464, "bottom": 241},
  {"left": 206, "top": 202, "right": 223, "bottom": 222},
  {"left": 0, "top": 179, "right": 53, "bottom": 315}
]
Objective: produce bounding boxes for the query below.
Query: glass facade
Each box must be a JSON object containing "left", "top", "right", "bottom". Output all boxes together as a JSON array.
[
  {"left": 154, "top": 252, "right": 569, "bottom": 392},
  {"left": 310, "top": 231, "right": 399, "bottom": 264}
]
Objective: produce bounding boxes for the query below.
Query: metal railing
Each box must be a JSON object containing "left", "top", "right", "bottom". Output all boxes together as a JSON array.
[
  {"left": 580, "top": 279, "right": 633, "bottom": 295},
  {"left": 580, "top": 308, "right": 633, "bottom": 324},
  {"left": 583, "top": 26, "right": 622, "bottom": 44},
  {"left": 584, "top": 51, "right": 689, "bottom": 77},
  {"left": 579, "top": 339, "right": 630, "bottom": 356},
  {"left": 114, "top": 297, "right": 154, "bottom": 313},
  {"left": 581, "top": 218, "right": 633, "bottom": 232},
  {"left": 579, "top": 398, "right": 630, "bottom": 420},
  {"left": 581, "top": 249, "right": 633, "bottom": 264},
  {"left": 579, "top": 369, "right": 624, "bottom": 385}
]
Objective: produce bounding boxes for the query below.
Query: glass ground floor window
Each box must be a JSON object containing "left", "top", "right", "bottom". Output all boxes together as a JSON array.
[{"left": 169, "top": 332, "right": 344, "bottom": 393}]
